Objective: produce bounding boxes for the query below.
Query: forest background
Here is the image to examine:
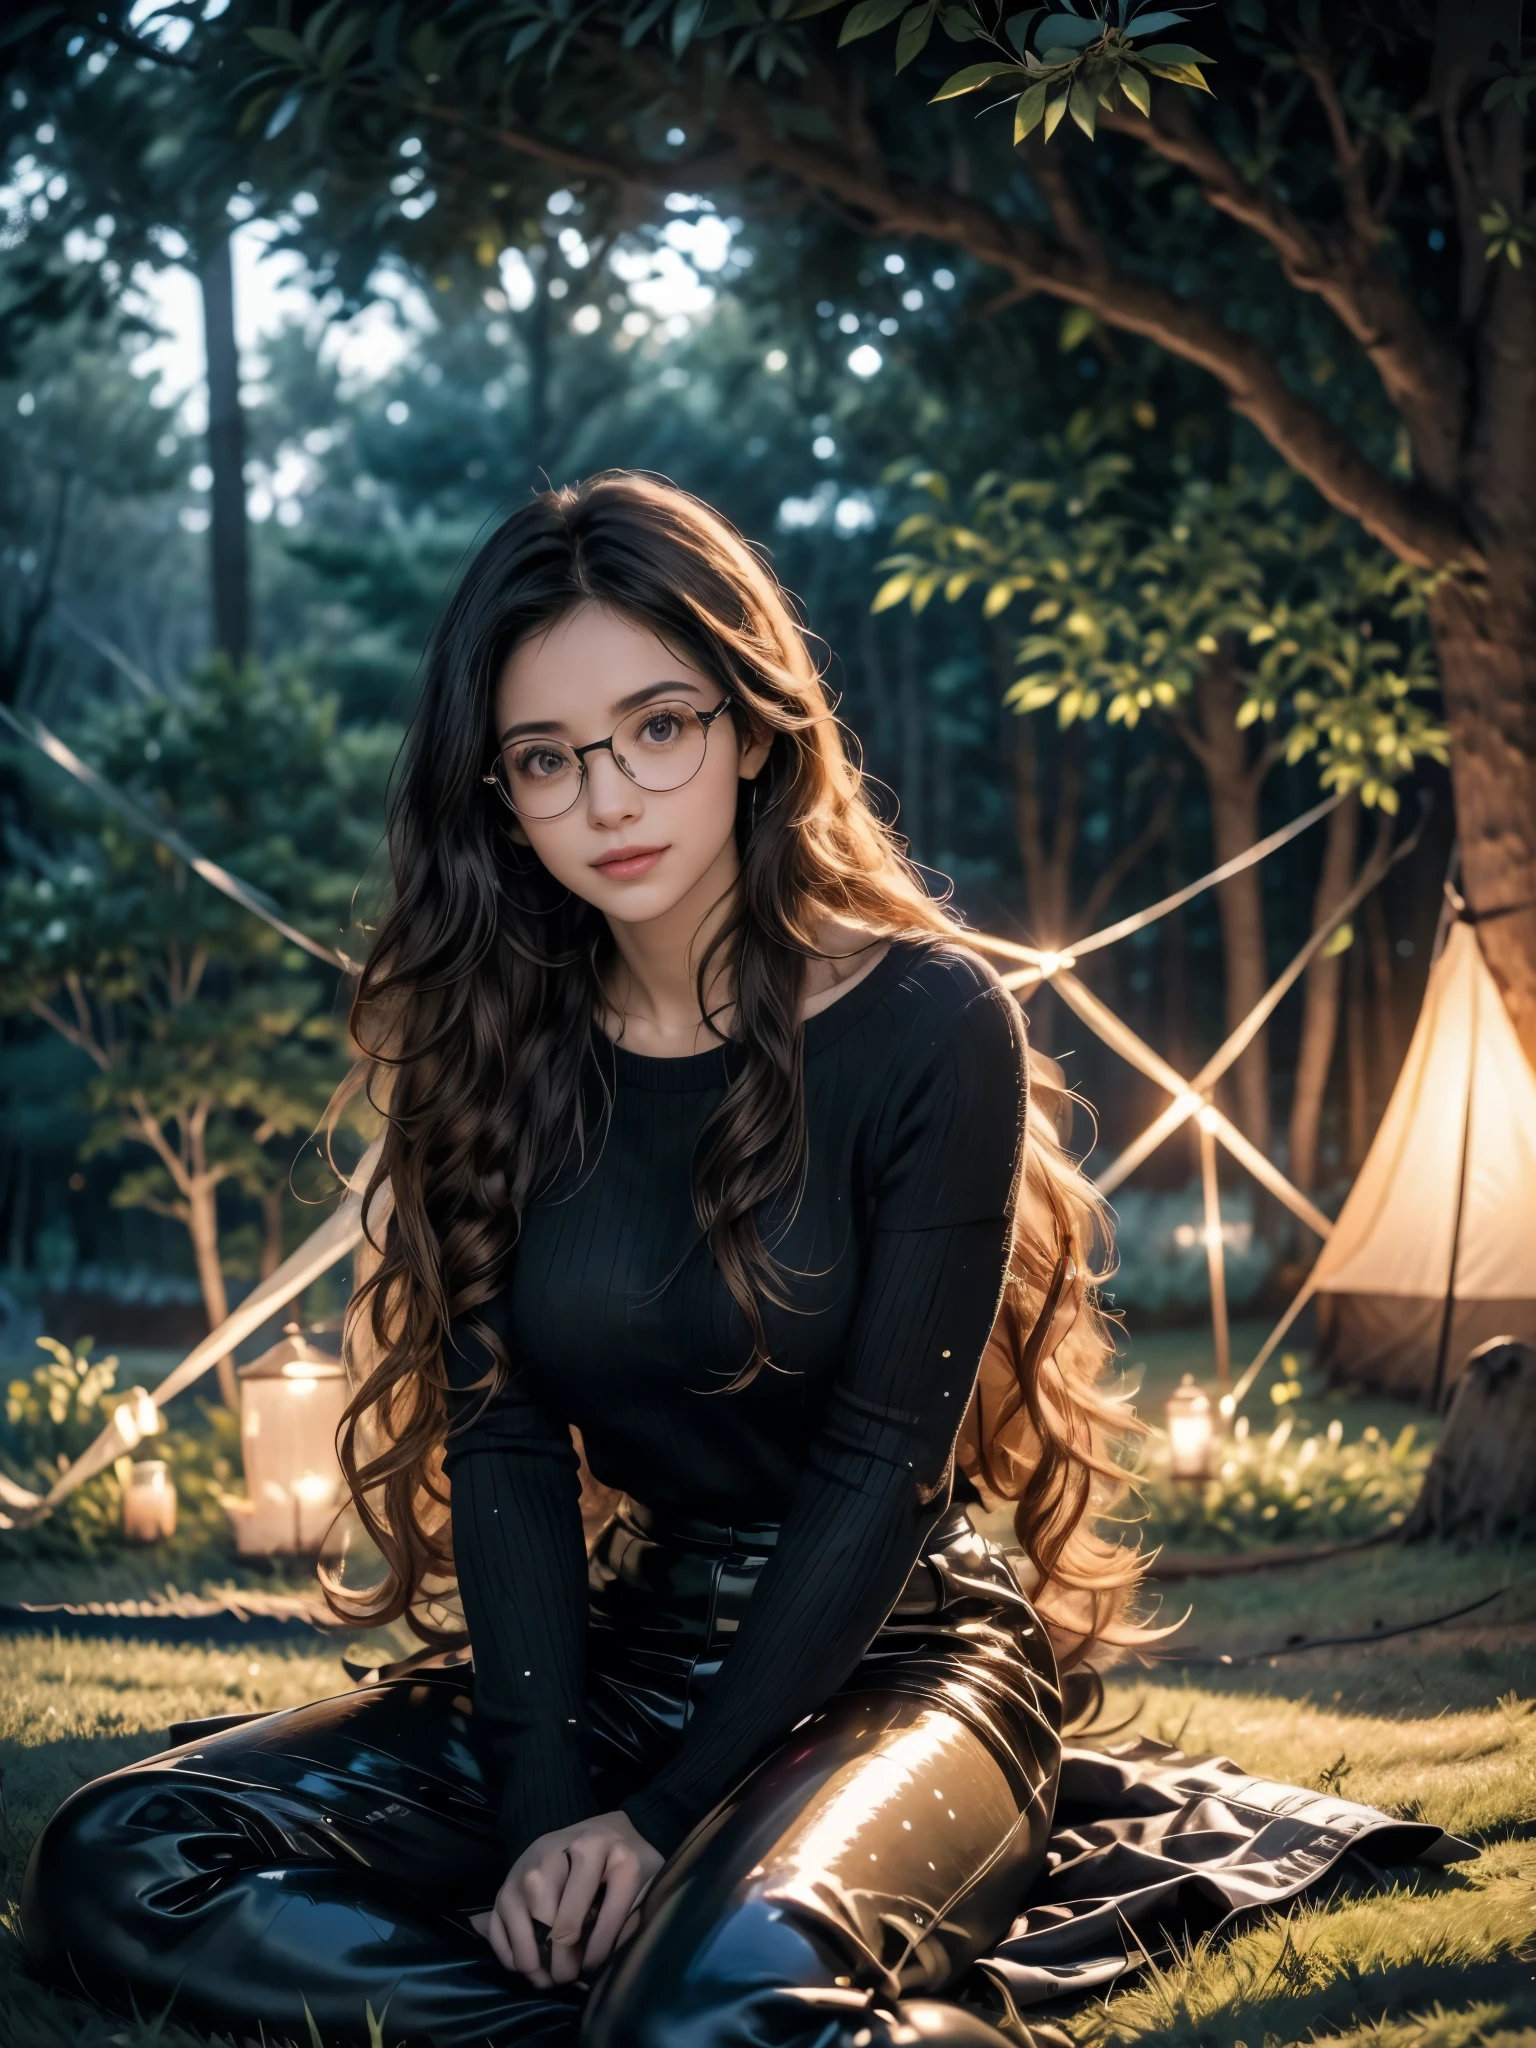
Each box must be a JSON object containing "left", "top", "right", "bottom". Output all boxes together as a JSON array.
[{"left": 0, "top": 0, "right": 1527, "bottom": 1365}]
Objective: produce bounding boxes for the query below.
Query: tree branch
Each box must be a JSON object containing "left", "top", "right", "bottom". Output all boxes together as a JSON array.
[
  {"left": 706, "top": 97, "right": 1476, "bottom": 571},
  {"left": 126, "top": 1091, "right": 193, "bottom": 1197},
  {"left": 27, "top": 995, "right": 112, "bottom": 1072},
  {"left": 1098, "top": 93, "right": 1464, "bottom": 497}
]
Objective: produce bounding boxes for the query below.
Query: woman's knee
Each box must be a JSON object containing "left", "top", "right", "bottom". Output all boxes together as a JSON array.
[{"left": 20, "top": 1767, "right": 174, "bottom": 1981}]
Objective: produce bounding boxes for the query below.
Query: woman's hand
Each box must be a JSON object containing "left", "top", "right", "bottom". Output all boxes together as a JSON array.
[{"left": 470, "top": 1810, "right": 664, "bottom": 1987}]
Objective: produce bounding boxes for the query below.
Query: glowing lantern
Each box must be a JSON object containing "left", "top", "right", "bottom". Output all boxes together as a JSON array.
[
  {"left": 1166, "top": 1373, "right": 1214, "bottom": 1482},
  {"left": 123, "top": 1459, "right": 176, "bottom": 1542},
  {"left": 226, "top": 1325, "right": 351, "bottom": 1557}
]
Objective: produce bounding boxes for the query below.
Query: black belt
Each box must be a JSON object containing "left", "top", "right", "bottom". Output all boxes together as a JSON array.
[{"left": 609, "top": 1494, "right": 1010, "bottom": 1619}]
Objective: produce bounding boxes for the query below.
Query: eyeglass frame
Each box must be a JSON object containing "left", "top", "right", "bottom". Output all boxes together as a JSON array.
[{"left": 482, "top": 695, "right": 738, "bottom": 818}]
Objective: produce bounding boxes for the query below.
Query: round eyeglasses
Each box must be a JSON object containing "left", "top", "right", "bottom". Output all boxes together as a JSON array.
[{"left": 484, "top": 696, "right": 735, "bottom": 820}]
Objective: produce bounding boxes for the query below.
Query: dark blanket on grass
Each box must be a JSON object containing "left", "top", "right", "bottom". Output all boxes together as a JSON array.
[{"left": 960, "top": 1736, "right": 1474, "bottom": 2015}]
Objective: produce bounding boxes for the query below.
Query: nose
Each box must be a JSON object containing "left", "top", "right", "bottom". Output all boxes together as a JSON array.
[{"left": 583, "top": 747, "right": 644, "bottom": 829}]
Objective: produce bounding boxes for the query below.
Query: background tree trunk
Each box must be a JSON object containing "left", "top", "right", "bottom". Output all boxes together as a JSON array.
[
  {"left": 260, "top": 1184, "right": 284, "bottom": 1282},
  {"left": 1288, "top": 794, "right": 1361, "bottom": 1190},
  {"left": 187, "top": 1176, "right": 238, "bottom": 1408},
  {"left": 1191, "top": 655, "right": 1272, "bottom": 1154},
  {"left": 1011, "top": 714, "right": 1079, "bottom": 1050},
  {"left": 1345, "top": 938, "right": 1370, "bottom": 1171},
  {"left": 200, "top": 233, "right": 251, "bottom": 667}
]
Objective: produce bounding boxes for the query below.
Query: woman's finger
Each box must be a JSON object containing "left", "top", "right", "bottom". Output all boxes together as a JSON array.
[
  {"left": 545, "top": 1837, "right": 607, "bottom": 1983},
  {"left": 497, "top": 1880, "right": 553, "bottom": 1984},
  {"left": 473, "top": 1903, "right": 525, "bottom": 1980},
  {"left": 518, "top": 1849, "right": 569, "bottom": 1931},
  {"left": 579, "top": 1848, "right": 643, "bottom": 1970}
]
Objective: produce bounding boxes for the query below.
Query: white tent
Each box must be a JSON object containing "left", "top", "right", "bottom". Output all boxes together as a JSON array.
[{"left": 1313, "top": 918, "right": 1536, "bottom": 1402}]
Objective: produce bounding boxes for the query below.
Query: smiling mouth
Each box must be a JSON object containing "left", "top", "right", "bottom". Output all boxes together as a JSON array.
[{"left": 592, "top": 846, "right": 668, "bottom": 874}]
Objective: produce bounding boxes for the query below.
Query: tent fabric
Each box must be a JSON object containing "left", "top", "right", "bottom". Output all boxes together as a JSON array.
[
  {"left": 1310, "top": 921, "right": 1536, "bottom": 1397},
  {"left": 959, "top": 1737, "right": 1471, "bottom": 2013},
  {"left": 1316, "top": 1292, "right": 1536, "bottom": 1400}
]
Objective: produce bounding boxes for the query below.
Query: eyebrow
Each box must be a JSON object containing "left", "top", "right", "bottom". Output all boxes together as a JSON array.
[{"left": 497, "top": 678, "right": 708, "bottom": 746}]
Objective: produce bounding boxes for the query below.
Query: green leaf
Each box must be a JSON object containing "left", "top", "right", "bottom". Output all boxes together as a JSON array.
[
  {"left": 245, "top": 25, "right": 310, "bottom": 65},
  {"left": 1043, "top": 88, "right": 1069, "bottom": 137},
  {"left": 930, "top": 59, "right": 1017, "bottom": 98},
  {"left": 896, "top": 3, "right": 939, "bottom": 69},
  {"left": 1321, "top": 920, "right": 1354, "bottom": 958},
  {"left": 1135, "top": 41, "right": 1209, "bottom": 62},
  {"left": 1014, "top": 78, "right": 1049, "bottom": 139},
  {"left": 1124, "top": 8, "right": 1188, "bottom": 31},
  {"left": 671, "top": 0, "right": 706, "bottom": 55},
  {"left": 1058, "top": 304, "right": 1096, "bottom": 350},
  {"left": 983, "top": 582, "right": 1017, "bottom": 617},
  {"left": 871, "top": 574, "right": 915, "bottom": 612},
  {"left": 319, "top": 11, "right": 371, "bottom": 75},
  {"left": 1143, "top": 57, "right": 1211, "bottom": 90},
  {"left": 622, "top": 0, "right": 674, "bottom": 44},
  {"left": 1068, "top": 74, "right": 1097, "bottom": 136},
  {"left": 263, "top": 88, "right": 306, "bottom": 139},
  {"left": 303, "top": 1999, "right": 325, "bottom": 2048},
  {"left": 505, "top": 20, "right": 547, "bottom": 57},
  {"left": 1118, "top": 62, "right": 1151, "bottom": 114},
  {"left": 838, "top": 0, "right": 909, "bottom": 44},
  {"left": 1004, "top": 7, "right": 1042, "bottom": 51},
  {"left": 938, "top": 4, "right": 979, "bottom": 40},
  {"left": 1036, "top": 10, "right": 1102, "bottom": 46}
]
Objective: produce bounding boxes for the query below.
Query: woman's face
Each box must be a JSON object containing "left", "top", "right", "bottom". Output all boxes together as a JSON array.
[{"left": 491, "top": 603, "right": 772, "bottom": 926}]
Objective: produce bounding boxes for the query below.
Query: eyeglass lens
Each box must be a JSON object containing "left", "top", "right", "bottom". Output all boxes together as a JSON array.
[{"left": 498, "top": 701, "right": 712, "bottom": 818}]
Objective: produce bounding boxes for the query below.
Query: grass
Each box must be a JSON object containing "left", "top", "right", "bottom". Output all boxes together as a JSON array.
[{"left": 2, "top": 1334, "right": 1534, "bottom": 2047}]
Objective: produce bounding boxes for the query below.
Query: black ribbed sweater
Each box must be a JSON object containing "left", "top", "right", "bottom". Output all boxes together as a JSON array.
[{"left": 440, "top": 938, "right": 1030, "bottom": 1862}]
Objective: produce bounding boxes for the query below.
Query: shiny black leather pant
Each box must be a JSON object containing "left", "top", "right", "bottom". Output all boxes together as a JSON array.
[{"left": 21, "top": 1498, "right": 1062, "bottom": 2048}]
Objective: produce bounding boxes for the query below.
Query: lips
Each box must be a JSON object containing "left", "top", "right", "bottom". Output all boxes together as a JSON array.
[{"left": 591, "top": 846, "right": 668, "bottom": 878}]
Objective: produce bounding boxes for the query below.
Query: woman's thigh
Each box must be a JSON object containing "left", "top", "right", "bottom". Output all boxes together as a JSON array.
[
  {"left": 21, "top": 1674, "right": 581, "bottom": 2048},
  {"left": 579, "top": 1685, "right": 1058, "bottom": 2048}
]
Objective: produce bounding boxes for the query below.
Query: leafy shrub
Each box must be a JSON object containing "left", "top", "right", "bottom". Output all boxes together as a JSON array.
[
  {"left": 1134, "top": 1364, "right": 1431, "bottom": 1554},
  {"left": 1, "top": 1333, "right": 242, "bottom": 1561}
]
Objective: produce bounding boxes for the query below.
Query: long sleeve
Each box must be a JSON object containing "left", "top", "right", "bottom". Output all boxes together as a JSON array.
[
  {"left": 441, "top": 1292, "right": 600, "bottom": 1861},
  {"left": 619, "top": 974, "right": 1029, "bottom": 1857}
]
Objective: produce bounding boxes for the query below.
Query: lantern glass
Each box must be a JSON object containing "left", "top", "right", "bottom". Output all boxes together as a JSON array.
[
  {"left": 1166, "top": 1373, "right": 1214, "bottom": 1481},
  {"left": 228, "top": 1327, "right": 352, "bottom": 1557},
  {"left": 123, "top": 1459, "right": 176, "bottom": 1542}
]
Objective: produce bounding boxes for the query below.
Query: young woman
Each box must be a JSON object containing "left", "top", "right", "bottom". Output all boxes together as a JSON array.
[{"left": 22, "top": 473, "right": 1143, "bottom": 2048}]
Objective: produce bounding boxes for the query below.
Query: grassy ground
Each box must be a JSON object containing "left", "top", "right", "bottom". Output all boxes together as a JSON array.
[{"left": 1, "top": 1333, "right": 1533, "bottom": 2047}]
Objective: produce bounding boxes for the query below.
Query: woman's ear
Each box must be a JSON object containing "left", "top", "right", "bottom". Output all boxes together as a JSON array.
[{"left": 739, "top": 727, "right": 775, "bottom": 782}]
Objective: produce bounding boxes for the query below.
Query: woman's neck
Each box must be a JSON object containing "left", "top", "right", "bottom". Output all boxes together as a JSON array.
[
  {"left": 596, "top": 867, "right": 892, "bottom": 1060},
  {"left": 596, "top": 836, "right": 743, "bottom": 1058}
]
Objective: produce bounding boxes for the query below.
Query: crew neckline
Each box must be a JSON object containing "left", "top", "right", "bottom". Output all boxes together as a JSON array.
[{"left": 596, "top": 937, "right": 930, "bottom": 1092}]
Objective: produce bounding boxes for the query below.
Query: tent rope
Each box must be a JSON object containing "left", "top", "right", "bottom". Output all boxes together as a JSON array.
[
  {"left": 0, "top": 701, "right": 357, "bottom": 973},
  {"left": 0, "top": 789, "right": 1368, "bottom": 1526}
]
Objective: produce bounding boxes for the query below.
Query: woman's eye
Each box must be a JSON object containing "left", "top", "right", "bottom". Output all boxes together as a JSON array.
[
  {"left": 641, "top": 712, "right": 683, "bottom": 743},
  {"left": 515, "top": 746, "right": 568, "bottom": 778}
]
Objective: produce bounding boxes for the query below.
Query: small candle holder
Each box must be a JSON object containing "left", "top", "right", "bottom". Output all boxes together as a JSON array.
[
  {"left": 1166, "top": 1373, "right": 1214, "bottom": 1482},
  {"left": 123, "top": 1458, "right": 177, "bottom": 1543}
]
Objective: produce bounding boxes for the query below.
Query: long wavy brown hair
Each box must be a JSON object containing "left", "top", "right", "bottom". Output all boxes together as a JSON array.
[{"left": 330, "top": 470, "right": 1146, "bottom": 1669}]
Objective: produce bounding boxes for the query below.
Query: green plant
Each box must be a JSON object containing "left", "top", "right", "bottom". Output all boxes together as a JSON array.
[
  {"left": 1, "top": 1334, "right": 244, "bottom": 1563},
  {"left": 1133, "top": 1405, "right": 1432, "bottom": 1554}
]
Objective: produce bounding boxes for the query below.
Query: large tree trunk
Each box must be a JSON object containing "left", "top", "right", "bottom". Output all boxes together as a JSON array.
[
  {"left": 200, "top": 234, "right": 251, "bottom": 667},
  {"left": 187, "top": 1176, "right": 239, "bottom": 1409},
  {"left": 1190, "top": 656, "right": 1272, "bottom": 1154},
  {"left": 1288, "top": 794, "right": 1361, "bottom": 1190},
  {"left": 1433, "top": 56, "right": 1536, "bottom": 1064},
  {"left": 1433, "top": 576, "right": 1536, "bottom": 1069}
]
